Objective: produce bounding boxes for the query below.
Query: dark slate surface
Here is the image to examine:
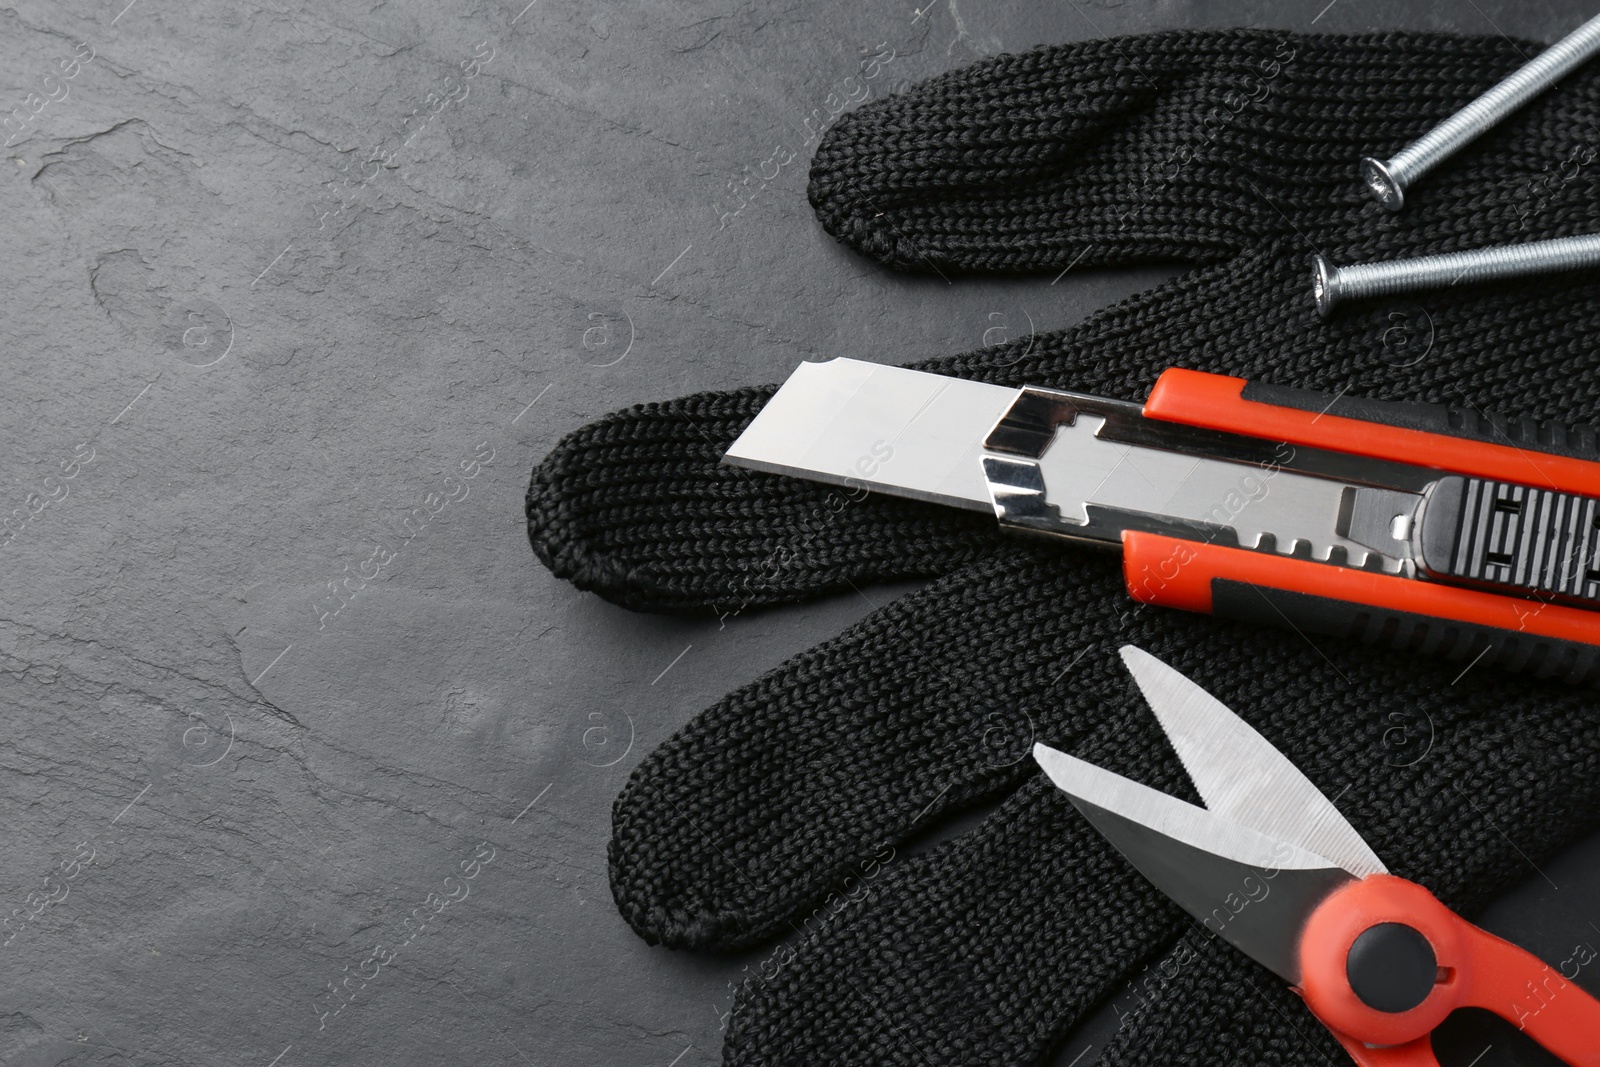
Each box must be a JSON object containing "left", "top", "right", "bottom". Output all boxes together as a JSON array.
[{"left": 1, "top": 1, "right": 1596, "bottom": 1064}]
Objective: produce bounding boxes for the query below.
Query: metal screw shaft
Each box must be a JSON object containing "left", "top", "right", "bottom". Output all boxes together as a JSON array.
[
  {"left": 1311, "top": 233, "right": 1600, "bottom": 317},
  {"left": 1360, "top": 12, "right": 1600, "bottom": 211}
]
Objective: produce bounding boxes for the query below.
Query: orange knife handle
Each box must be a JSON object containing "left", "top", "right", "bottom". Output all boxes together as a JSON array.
[
  {"left": 1144, "top": 370, "right": 1600, "bottom": 495},
  {"left": 1297, "top": 875, "right": 1600, "bottom": 1066},
  {"left": 1121, "top": 533, "right": 1600, "bottom": 684}
]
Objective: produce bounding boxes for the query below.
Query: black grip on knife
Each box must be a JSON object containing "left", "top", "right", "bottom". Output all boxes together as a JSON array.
[
  {"left": 1210, "top": 579, "right": 1600, "bottom": 686},
  {"left": 1239, "top": 381, "right": 1600, "bottom": 463},
  {"left": 1418, "top": 476, "right": 1600, "bottom": 606}
]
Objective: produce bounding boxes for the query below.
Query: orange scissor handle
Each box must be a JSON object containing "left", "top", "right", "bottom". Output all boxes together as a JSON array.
[{"left": 1297, "top": 875, "right": 1600, "bottom": 1066}]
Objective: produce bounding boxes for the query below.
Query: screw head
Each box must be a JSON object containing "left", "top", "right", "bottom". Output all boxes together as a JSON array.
[
  {"left": 1310, "top": 254, "right": 1342, "bottom": 319},
  {"left": 1360, "top": 157, "right": 1405, "bottom": 212}
]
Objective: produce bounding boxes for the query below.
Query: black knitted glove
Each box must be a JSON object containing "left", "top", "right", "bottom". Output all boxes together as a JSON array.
[{"left": 527, "top": 30, "right": 1600, "bottom": 1066}]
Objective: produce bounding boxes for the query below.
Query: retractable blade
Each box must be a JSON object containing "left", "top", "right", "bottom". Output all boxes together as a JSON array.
[
  {"left": 723, "top": 357, "right": 1013, "bottom": 513},
  {"left": 726, "top": 358, "right": 1421, "bottom": 568},
  {"left": 724, "top": 358, "right": 1600, "bottom": 683}
]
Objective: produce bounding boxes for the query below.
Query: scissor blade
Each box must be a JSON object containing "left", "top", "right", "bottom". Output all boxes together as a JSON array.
[
  {"left": 722, "top": 358, "right": 1018, "bottom": 513},
  {"left": 1119, "top": 646, "right": 1388, "bottom": 880},
  {"left": 1034, "top": 743, "right": 1354, "bottom": 984}
]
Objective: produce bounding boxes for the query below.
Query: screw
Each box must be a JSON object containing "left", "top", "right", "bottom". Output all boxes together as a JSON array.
[
  {"left": 1360, "top": 12, "right": 1600, "bottom": 211},
  {"left": 1311, "top": 233, "right": 1600, "bottom": 317}
]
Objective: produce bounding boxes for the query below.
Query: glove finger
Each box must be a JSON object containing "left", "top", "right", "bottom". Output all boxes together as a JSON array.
[
  {"left": 525, "top": 383, "right": 996, "bottom": 614},
  {"left": 810, "top": 29, "right": 1542, "bottom": 274},
  {"left": 1094, "top": 931, "right": 1342, "bottom": 1066},
  {"left": 607, "top": 543, "right": 1127, "bottom": 949},
  {"left": 722, "top": 779, "right": 1183, "bottom": 1067},
  {"left": 714, "top": 633, "right": 1600, "bottom": 1064},
  {"left": 529, "top": 236, "right": 1600, "bottom": 613}
]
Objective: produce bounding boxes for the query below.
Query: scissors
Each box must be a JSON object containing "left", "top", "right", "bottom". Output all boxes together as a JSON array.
[{"left": 1033, "top": 646, "right": 1600, "bottom": 1065}]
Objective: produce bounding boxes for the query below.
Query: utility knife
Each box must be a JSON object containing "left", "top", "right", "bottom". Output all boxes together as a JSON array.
[{"left": 723, "top": 359, "right": 1600, "bottom": 683}]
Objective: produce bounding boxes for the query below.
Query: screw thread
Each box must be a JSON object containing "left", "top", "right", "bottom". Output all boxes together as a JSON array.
[
  {"left": 1389, "top": 13, "right": 1600, "bottom": 187},
  {"left": 1337, "top": 233, "right": 1600, "bottom": 303}
]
